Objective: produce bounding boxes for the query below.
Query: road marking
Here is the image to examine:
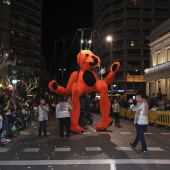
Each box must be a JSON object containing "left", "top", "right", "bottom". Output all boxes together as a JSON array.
[
  {"left": 83, "top": 132, "right": 91, "bottom": 134},
  {"left": 161, "top": 133, "right": 170, "bottom": 135},
  {"left": 100, "top": 132, "right": 111, "bottom": 134},
  {"left": 54, "top": 147, "right": 71, "bottom": 151},
  {"left": 23, "top": 148, "right": 40, "bottom": 152},
  {"left": 0, "top": 148, "right": 10, "bottom": 152},
  {"left": 0, "top": 159, "right": 170, "bottom": 168},
  {"left": 35, "top": 132, "right": 50, "bottom": 135},
  {"left": 120, "top": 132, "right": 132, "bottom": 134},
  {"left": 145, "top": 132, "right": 153, "bottom": 134},
  {"left": 115, "top": 146, "right": 164, "bottom": 152},
  {"left": 147, "top": 147, "right": 164, "bottom": 151},
  {"left": 0, "top": 146, "right": 164, "bottom": 153},
  {"left": 87, "top": 126, "right": 96, "bottom": 132},
  {"left": 115, "top": 147, "right": 133, "bottom": 151},
  {"left": 85, "top": 147, "right": 102, "bottom": 151}
]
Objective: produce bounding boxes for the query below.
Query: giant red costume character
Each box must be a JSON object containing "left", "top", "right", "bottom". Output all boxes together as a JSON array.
[{"left": 49, "top": 50, "right": 120, "bottom": 132}]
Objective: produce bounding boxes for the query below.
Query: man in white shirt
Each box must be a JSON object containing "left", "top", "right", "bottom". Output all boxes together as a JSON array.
[
  {"left": 56, "top": 96, "right": 73, "bottom": 139},
  {"left": 38, "top": 99, "right": 49, "bottom": 138},
  {"left": 129, "top": 92, "right": 149, "bottom": 152}
]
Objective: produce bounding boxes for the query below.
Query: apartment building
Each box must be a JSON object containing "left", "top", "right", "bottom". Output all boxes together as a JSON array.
[
  {"left": 93, "top": 0, "right": 170, "bottom": 96},
  {"left": 0, "top": 0, "right": 42, "bottom": 90}
]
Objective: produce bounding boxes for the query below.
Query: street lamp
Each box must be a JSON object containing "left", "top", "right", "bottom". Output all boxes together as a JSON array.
[
  {"left": 106, "top": 35, "right": 113, "bottom": 100},
  {"left": 59, "top": 68, "right": 66, "bottom": 83},
  {"left": 11, "top": 78, "right": 18, "bottom": 97},
  {"left": 132, "top": 69, "right": 138, "bottom": 92}
]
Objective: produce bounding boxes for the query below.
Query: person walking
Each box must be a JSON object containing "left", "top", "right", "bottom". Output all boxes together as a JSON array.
[
  {"left": 56, "top": 96, "right": 73, "bottom": 139},
  {"left": 112, "top": 99, "right": 120, "bottom": 124},
  {"left": 38, "top": 99, "right": 49, "bottom": 138},
  {"left": 129, "top": 92, "right": 149, "bottom": 152}
]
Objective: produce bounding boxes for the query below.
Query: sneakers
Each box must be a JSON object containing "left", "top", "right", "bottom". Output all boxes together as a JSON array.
[
  {"left": 130, "top": 143, "right": 136, "bottom": 149},
  {"left": 139, "top": 149, "right": 147, "bottom": 152},
  {"left": 5, "top": 139, "right": 11, "bottom": 142}
]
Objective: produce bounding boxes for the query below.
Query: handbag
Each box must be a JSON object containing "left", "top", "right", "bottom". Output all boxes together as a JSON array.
[{"left": 11, "top": 125, "right": 17, "bottom": 131}]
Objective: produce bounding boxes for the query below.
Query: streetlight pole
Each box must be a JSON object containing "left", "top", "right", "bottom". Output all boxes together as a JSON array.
[
  {"left": 106, "top": 35, "right": 113, "bottom": 101},
  {"left": 59, "top": 68, "right": 66, "bottom": 83}
]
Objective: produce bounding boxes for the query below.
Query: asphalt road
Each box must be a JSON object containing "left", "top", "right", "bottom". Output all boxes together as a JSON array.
[{"left": 0, "top": 112, "right": 170, "bottom": 170}]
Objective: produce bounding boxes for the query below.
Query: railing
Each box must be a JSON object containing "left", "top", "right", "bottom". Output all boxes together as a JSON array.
[{"left": 120, "top": 109, "right": 170, "bottom": 127}]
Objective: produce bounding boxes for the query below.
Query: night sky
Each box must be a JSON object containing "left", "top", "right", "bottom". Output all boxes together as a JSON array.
[{"left": 42, "top": 0, "right": 93, "bottom": 77}]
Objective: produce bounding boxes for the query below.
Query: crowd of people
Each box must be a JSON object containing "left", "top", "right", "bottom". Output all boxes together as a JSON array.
[
  {"left": 0, "top": 92, "right": 75, "bottom": 146},
  {"left": 1, "top": 90, "right": 170, "bottom": 152},
  {"left": 0, "top": 93, "right": 51, "bottom": 146}
]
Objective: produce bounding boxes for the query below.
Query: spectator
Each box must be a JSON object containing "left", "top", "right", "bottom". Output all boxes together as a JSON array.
[
  {"left": 38, "top": 99, "right": 49, "bottom": 138},
  {"left": 56, "top": 96, "right": 73, "bottom": 139},
  {"left": 112, "top": 99, "right": 120, "bottom": 124}
]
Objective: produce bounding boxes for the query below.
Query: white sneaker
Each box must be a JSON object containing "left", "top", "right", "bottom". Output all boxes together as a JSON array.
[{"left": 5, "top": 139, "right": 11, "bottom": 142}]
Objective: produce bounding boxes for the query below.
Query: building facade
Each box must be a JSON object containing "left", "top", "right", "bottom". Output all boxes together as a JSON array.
[
  {"left": 145, "top": 18, "right": 170, "bottom": 99},
  {"left": 0, "top": 0, "right": 42, "bottom": 91},
  {"left": 92, "top": 0, "right": 170, "bottom": 96}
]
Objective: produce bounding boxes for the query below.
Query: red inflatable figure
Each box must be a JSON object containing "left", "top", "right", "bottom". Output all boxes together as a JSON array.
[{"left": 49, "top": 50, "right": 120, "bottom": 133}]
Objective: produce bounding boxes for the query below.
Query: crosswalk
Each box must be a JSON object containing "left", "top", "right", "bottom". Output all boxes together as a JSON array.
[
  {"left": 0, "top": 127, "right": 168, "bottom": 153},
  {"left": 0, "top": 128, "right": 165, "bottom": 154},
  {"left": 0, "top": 119, "right": 170, "bottom": 170},
  {"left": 0, "top": 146, "right": 165, "bottom": 153}
]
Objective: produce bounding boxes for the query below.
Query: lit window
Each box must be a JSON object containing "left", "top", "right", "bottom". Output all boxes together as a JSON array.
[
  {"left": 11, "top": 30, "right": 14, "bottom": 36},
  {"left": 3, "top": 0, "right": 10, "bottom": 5},
  {"left": 130, "top": 41, "right": 135, "bottom": 46},
  {"left": 19, "top": 33, "right": 25, "bottom": 39},
  {"left": 129, "top": 0, "right": 140, "bottom": 5}
]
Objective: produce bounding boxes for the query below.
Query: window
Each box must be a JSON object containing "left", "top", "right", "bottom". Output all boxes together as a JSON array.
[
  {"left": 167, "top": 48, "right": 170, "bottom": 61},
  {"left": 3, "top": 0, "right": 10, "bottom": 5},
  {"left": 128, "top": 0, "right": 140, "bottom": 5},
  {"left": 130, "top": 40, "right": 141, "bottom": 47},
  {"left": 157, "top": 53, "right": 161, "bottom": 64},
  {"left": 131, "top": 41, "right": 135, "bottom": 46}
]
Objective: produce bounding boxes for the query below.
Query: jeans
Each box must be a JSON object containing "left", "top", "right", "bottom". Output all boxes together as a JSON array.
[
  {"left": 132, "top": 124, "right": 147, "bottom": 150},
  {"left": 59, "top": 117, "right": 71, "bottom": 138},
  {"left": 39, "top": 120, "right": 47, "bottom": 136},
  {"left": 114, "top": 112, "right": 120, "bottom": 124}
]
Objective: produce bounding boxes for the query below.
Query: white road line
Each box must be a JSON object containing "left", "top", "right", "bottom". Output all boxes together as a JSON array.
[
  {"left": 147, "top": 147, "right": 164, "bottom": 151},
  {"left": 0, "top": 159, "right": 170, "bottom": 166},
  {"left": 120, "top": 132, "right": 132, "bottom": 134},
  {"left": 87, "top": 126, "right": 96, "bottom": 132},
  {"left": 0, "top": 148, "right": 10, "bottom": 152},
  {"left": 161, "top": 133, "right": 170, "bottom": 135},
  {"left": 54, "top": 148, "right": 71, "bottom": 151},
  {"left": 0, "top": 147, "right": 164, "bottom": 152},
  {"left": 100, "top": 132, "right": 111, "bottom": 134},
  {"left": 115, "top": 147, "right": 133, "bottom": 151},
  {"left": 85, "top": 147, "right": 102, "bottom": 151},
  {"left": 145, "top": 132, "right": 153, "bottom": 134},
  {"left": 83, "top": 132, "right": 91, "bottom": 134},
  {"left": 23, "top": 148, "right": 40, "bottom": 152}
]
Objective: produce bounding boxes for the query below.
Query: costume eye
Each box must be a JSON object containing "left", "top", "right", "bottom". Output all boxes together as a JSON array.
[{"left": 85, "top": 54, "right": 89, "bottom": 57}]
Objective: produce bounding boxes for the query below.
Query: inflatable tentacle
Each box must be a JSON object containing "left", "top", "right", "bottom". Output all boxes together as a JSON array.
[{"left": 104, "top": 62, "right": 120, "bottom": 86}]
